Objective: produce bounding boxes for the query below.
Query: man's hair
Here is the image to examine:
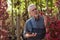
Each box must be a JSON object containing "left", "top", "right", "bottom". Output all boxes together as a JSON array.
[{"left": 28, "top": 4, "right": 35, "bottom": 13}]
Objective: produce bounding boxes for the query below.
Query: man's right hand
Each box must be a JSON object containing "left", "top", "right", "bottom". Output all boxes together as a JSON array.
[{"left": 25, "top": 33, "right": 37, "bottom": 38}]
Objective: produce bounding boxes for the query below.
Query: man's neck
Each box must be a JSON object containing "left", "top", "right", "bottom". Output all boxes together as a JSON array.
[{"left": 35, "top": 15, "right": 40, "bottom": 21}]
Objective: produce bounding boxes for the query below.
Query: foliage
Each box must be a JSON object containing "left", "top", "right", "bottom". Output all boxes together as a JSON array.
[{"left": 0, "top": 0, "right": 60, "bottom": 40}]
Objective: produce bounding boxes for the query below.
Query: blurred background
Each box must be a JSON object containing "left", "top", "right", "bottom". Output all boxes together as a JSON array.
[{"left": 0, "top": 0, "right": 60, "bottom": 40}]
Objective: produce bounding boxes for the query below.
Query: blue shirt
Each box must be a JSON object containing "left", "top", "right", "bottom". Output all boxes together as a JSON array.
[{"left": 23, "top": 16, "right": 46, "bottom": 40}]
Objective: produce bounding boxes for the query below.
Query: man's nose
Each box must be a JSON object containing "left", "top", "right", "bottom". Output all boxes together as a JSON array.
[{"left": 34, "top": 10, "right": 37, "bottom": 12}]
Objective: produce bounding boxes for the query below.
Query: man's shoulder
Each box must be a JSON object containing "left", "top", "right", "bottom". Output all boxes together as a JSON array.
[
  {"left": 40, "top": 16, "right": 44, "bottom": 20},
  {"left": 26, "top": 18, "right": 32, "bottom": 23}
]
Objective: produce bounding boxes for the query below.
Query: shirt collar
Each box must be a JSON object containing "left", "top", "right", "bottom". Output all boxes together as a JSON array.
[{"left": 32, "top": 16, "right": 41, "bottom": 21}]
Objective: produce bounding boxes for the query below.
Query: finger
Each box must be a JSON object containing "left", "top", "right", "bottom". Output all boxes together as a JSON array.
[{"left": 32, "top": 33, "right": 35, "bottom": 34}]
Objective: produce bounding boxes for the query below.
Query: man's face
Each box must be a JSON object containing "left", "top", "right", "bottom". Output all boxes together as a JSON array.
[{"left": 30, "top": 6, "right": 39, "bottom": 18}]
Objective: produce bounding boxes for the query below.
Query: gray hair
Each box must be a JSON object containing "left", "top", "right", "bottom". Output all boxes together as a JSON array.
[{"left": 28, "top": 4, "right": 36, "bottom": 13}]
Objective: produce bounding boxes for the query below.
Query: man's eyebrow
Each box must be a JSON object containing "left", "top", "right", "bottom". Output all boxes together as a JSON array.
[{"left": 30, "top": 5, "right": 35, "bottom": 7}]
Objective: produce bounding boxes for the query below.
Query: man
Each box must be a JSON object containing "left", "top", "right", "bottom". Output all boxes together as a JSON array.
[{"left": 23, "top": 4, "right": 46, "bottom": 40}]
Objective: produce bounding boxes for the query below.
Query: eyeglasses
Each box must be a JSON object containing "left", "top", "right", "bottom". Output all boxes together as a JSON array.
[{"left": 32, "top": 8, "right": 37, "bottom": 11}]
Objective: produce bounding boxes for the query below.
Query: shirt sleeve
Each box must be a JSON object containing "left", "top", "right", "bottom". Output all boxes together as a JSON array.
[{"left": 23, "top": 21, "right": 32, "bottom": 35}]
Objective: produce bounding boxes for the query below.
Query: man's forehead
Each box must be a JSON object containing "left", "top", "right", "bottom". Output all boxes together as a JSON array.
[{"left": 30, "top": 5, "right": 36, "bottom": 10}]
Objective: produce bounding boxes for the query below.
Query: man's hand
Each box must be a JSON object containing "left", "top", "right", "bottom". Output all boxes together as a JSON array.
[
  {"left": 25, "top": 33, "right": 37, "bottom": 38},
  {"left": 32, "top": 33, "right": 37, "bottom": 37}
]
